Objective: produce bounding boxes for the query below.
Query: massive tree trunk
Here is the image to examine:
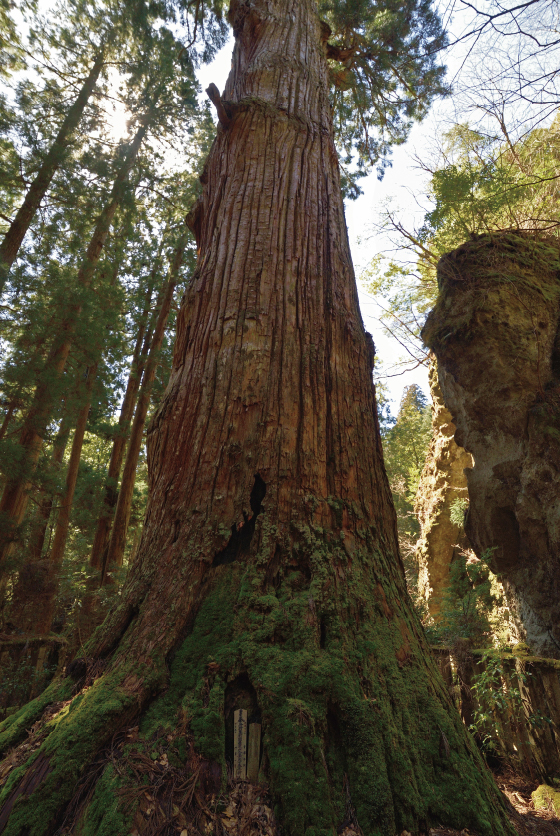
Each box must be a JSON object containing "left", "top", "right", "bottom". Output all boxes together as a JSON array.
[
  {"left": 0, "top": 4, "right": 513, "bottom": 835},
  {"left": 0, "top": 51, "right": 105, "bottom": 294}
]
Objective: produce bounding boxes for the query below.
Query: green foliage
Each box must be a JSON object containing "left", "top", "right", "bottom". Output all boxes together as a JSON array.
[
  {"left": 426, "top": 549, "right": 499, "bottom": 647},
  {"left": 374, "top": 372, "right": 395, "bottom": 436},
  {"left": 0, "top": 0, "right": 216, "bottom": 636},
  {"left": 420, "top": 121, "right": 560, "bottom": 246},
  {"left": 468, "top": 653, "right": 552, "bottom": 758},
  {"left": 532, "top": 784, "right": 560, "bottom": 815},
  {"left": 469, "top": 653, "right": 524, "bottom": 751},
  {"left": 320, "top": 0, "right": 449, "bottom": 196},
  {"left": 449, "top": 497, "right": 468, "bottom": 529},
  {"left": 0, "top": 0, "right": 22, "bottom": 78},
  {"left": 362, "top": 117, "right": 560, "bottom": 363},
  {"left": 380, "top": 383, "right": 431, "bottom": 571},
  {"left": 0, "top": 653, "right": 56, "bottom": 720}
]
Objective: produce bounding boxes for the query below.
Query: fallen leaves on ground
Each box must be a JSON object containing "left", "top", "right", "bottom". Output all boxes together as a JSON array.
[
  {"left": 495, "top": 767, "right": 560, "bottom": 835},
  {"left": 218, "top": 782, "right": 276, "bottom": 835},
  {"left": 0, "top": 700, "right": 69, "bottom": 791}
]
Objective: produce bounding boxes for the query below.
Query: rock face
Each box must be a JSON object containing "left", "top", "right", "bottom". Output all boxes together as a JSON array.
[
  {"left": 415, "top": 357, "right": 473, "bottom": 614},
  {"left": 423, "top": 232, "right": 560, "bottom": 658}
]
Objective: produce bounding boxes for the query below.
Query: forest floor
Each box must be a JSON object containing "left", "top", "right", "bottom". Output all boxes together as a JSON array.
[{"left": 429, "top": 766, "right": 560, "bottom": 836}]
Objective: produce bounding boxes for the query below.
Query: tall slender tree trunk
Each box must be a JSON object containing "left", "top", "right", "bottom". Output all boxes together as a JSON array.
[
  {"left": 0, "top": 115, "right": 152, "bottom": 570},
  {"left": 102, "top": 232, "right": 186, "bottom": 576},
  {"left": 0, "top": 51, "right": 105, "bottom": 294},
  {"left": 5, "top": 413, "right": 72, "bottom": 631},
  {"left": 81, "top": 280, "right": 159, "bottom": 640},
  {"left": 29, "top": 415, "right": 73, "bottom": 562},
  {"left": 32, "top": 364, "right": 97, "bottom": 634},
  {"left": 89, "top": 270, "right": 158, "bottom": 571},
  {"left": 0, "top": 400, "right": 18, "bottom": 442},
  {"left": 0, "top": 5, "right": 513, "bottom": 835}
]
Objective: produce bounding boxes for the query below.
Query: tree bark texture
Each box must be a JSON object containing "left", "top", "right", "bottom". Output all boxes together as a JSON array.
[
  {"left": 0, "top": 117, "right": 150, "bottom": 570},
  {"left": 102, "top": 232, "right": 185, "bottom": 576},
  {"left": 0, "top": 4, "right": 513, "bottom": 835},
  {"left": 0, "top": 51, "right": 105, "bottom": 294}
]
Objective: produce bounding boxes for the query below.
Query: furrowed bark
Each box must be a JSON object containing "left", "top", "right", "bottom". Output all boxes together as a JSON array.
[
  {"left": 0, "top": 115, "right": 152, "bottom": 570},
  {"left": 101, "top": 232, "right": 186, "bottom": 576},
  {"left": 0, "top": 4, "right": 514, "bottom": 835},
  {"left": 0, "top": 51, "right": 105, "bottom": 294},
  {"left": 89, "top": 272, "right": 157, "bottom": 571}
]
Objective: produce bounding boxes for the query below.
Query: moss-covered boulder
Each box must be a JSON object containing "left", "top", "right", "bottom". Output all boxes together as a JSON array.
[{"left": 532, "top": 783, "right": 560, "bottom": 814}]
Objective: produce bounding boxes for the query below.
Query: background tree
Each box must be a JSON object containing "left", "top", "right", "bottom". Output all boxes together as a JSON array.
[
  {"left": 381, "top": 383, "right": 431, "bottom": 580},
  {"left": 0, "top": 3, "right": 216, "bottom": 644}
]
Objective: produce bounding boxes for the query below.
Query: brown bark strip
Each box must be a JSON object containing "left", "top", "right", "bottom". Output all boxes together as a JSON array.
[
  {"left": 0, "top": 753, "right": 53, "bottom": 832},
  {"left": 206, "top": 83, "right": 232, "bottom": 128},
  {"left": 0, "top": 51, "right": 105, "bottom": 294}
]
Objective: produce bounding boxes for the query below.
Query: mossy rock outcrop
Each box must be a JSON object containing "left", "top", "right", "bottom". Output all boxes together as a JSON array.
[
  {"left": 423, "top": 231, "right": 560, "bottom": 658},
  {"left": 415, "top": 356, "right": 472, "bottom": 614}
]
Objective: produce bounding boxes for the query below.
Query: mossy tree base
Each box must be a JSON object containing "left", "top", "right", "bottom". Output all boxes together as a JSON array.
[{"left": 1, "top": 519, "right": 513, "bottom": 835}]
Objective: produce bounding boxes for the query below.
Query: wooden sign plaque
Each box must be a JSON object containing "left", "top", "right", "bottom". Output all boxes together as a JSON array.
[
  {"left": 233, "top": 709, "right": 248, "bottom": 780},
  {"left": 247, "top": 722, "right": 261, "bottom": 782}
]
